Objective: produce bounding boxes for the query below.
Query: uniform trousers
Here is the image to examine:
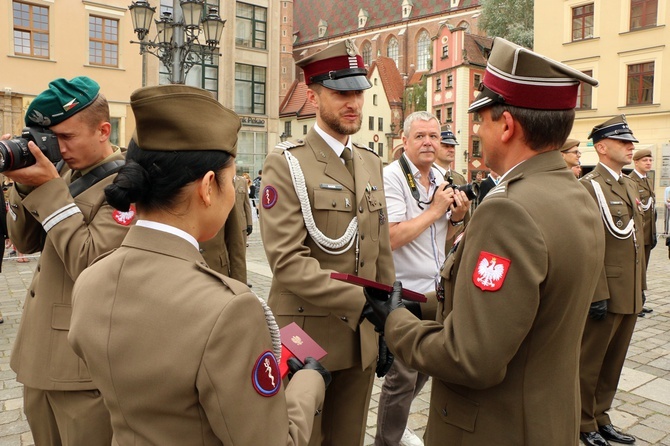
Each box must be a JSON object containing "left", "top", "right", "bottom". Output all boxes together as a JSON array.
[
  {"left": 375, "top": 359, "right": 429, "bottom": 445},
  {"left": 580, "top": 312, "right": 637, "bottom": 432},
  {"left": 24, "top": 386, "right": 112, "bottom": 446},
  {"left": 309, "top": 364, "right": 375, "bottom": 446},
  {"left": 665, "top": 205, "right": 669, "bottom": 234}
]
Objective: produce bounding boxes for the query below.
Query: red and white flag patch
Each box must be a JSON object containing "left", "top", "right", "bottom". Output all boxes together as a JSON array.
[
  {"left": 472, "top": 251, "right": 510, "bottom": 291},
  {"left": 113, "top": 205, "right": 136, "bottom": 226},
  {"left": 252, "top": 351, "right": 281, "bottom": 397}
]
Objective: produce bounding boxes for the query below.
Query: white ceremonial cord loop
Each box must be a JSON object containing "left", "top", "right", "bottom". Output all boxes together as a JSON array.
[
  {"left": 591, "top": 179, "right": 635, "bottom": 240},
  {"left": 254, "top": 292, "right": 282, "bottom": 361},
  {"left": 284, "top": 150, "right": 358, "bottom": 255},
  {"left": 640, "top": 197, "right": 653, "bottom": 212}
]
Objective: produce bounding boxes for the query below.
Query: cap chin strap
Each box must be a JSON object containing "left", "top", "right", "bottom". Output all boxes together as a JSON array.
[
  {"left": 284, "top": 150, "right": 358, "bottom": 255},
  {"left": 591, "top": 179, "right": 636, "bottom": 240}
]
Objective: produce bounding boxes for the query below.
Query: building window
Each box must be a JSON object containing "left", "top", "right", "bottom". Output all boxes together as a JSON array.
[
  {"left": 472, "top": 138, "right": 481, "bottom": 158},
  {"left": 436, "top": 77, "right": 442, "bottom": 91},
  {"left": 417, "top": 30, "right": 430, "bottom": 71},
  {"left": 572, "top": 4, "right": 594, "bottom": 41},
  {"left": 387, "top": 37, "right": 399, "bottom": 67},
  {"left": 474, "top": 73, "right": 482, "bottom": 88},
  {"left": 378, "top": 117, "right": 383, "bottom": 132},
  {"left": 159, "top": 55, "right": 219, "bottom": 97},
  {"left": 446, "top": 74, "right": 453, "bottom": 88},
  {"left": 235, "top": 63, "right": 266, "bottom": 114},
  {"left": 627, "top": 62, "right": 654, "bottom": 105},
  {"left": 303, "top": 125, "right": 307, "bottom": 135},
  {"left": 435, "top": 109, "right": 442, "bottom": 123},
  {"left": 12, "top": 1, "right": 49, "bottom": 58},
  {"left": 110, "top": 118, "right": 120, "bottom": 146},
  {"left": 576, "top": 70, "right": 593, "bottom": 110},
  {"left": 446, "top": 106, "right": 453, "bottom": 122},
  {"left": 237, "top": 131, "right": 268, "bottom": 177},
  {"left": 362, "top": 42, "right": 372, "bottom": 66},
  {"left": 373, "top": 94, "right": 378, "bottom": 106},
  {"left": 284, "top": 121, "right": 291, "bottom": 137},
  {"left": 89, "top": 16, "right": 118, "bottom": 67},
  {"left": 630, "top": 0, "right": 657, "bottom": 30},
  {"left": 442, "top": 44, "right": 449, "bottom": 59},
  {"left": 369, "top": 142, "right": 374, "bottom": 150},
  {"left": 369, "top": 116, "right": 375, "bottom": 130},
  {"left": 378, "top": 143, "right": 384, "bottom": 157},
  {"left": 236, "top": 2, "right": 267, "bottom": 49}
]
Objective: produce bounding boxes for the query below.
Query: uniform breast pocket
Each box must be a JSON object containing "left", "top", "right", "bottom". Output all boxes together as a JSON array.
[
  {"left": 608, "top": 203, "right": 631, "bottom": 229},
  {"left": 366, "top": 190, "right": 385, "bottom": 241},
  {"left": 313, "top": 189, "right": 355, "bottom": 237}
]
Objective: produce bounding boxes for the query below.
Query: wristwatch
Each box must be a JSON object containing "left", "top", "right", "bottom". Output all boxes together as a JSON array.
[{"left": 450, "top": 218, "right": 464, "bottom": 227}]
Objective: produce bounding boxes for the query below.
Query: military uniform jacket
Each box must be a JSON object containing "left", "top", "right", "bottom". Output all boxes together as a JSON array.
[
  {"left": 235, "top": 175, "right": 253, "bottom": 229},
  {"left": 385, "top": 151, "right": 605, "bottom": 445},
  {"left": 199, "top": 203, "right": 247, "bottom": 282},
  {"left": 580, "top": 164, "right": 644, "bottom": 313},
  {"left": 260, "top": 129, "right": 395, "bottom": 371},
  {"left": 630, "top": 171, "right": 656, "bottom": 248},
  {"left": 68, "top": 226, "right": 324, "bottom": 445},
  {"left": 8, "top": 150, "right": 132, "bottom": 391}
]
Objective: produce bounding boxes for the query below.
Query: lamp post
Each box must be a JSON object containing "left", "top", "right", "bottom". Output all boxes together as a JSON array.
[{"left": 128, "top": 0, "right": 226, "bottom": 84}]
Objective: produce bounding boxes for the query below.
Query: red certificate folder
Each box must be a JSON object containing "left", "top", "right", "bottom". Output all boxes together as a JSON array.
[
  {"left": 330, "top": 272, "right": 427, "bottom": 303},
  {"left": 279, "top": 322, "right": 328, "bottom": 379}
]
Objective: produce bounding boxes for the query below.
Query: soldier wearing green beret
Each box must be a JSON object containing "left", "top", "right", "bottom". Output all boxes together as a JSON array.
[
  {"left": 68, "top": 84, "right": 329, "bottom": 444},
  {"left": 1, "top": 76, "right": 134, "bottom": 445}
]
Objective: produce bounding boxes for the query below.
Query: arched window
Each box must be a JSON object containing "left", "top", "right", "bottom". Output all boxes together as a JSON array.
[
  {"left": 361, "top": 41, "right": 372, "bottom": 66},
  {"left": 417, "top": 30, "right": 430, "bottom": 71},
  {"left": 458, "top": 20, "right": 470, "bottom": 32},
  {"left": 387, "top": 36, "right": 399, "bottom": 68}
]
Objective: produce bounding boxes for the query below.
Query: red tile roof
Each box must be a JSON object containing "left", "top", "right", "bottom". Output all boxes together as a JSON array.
[
  {"left": 294, "top": 0, "right": 481, "bottom": 44},
  {"left": 369, "top": 57, "right": 404, "bottom": 105},
  {"left": 279, "top": 80, "right": 317, "bottom": 118}
]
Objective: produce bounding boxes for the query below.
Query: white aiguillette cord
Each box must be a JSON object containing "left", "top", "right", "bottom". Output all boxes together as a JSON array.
[
  {"left": 591, "top": 179, "right": 636, "bottom": 240},
  {"left": 254, "top": 293, "right": 282, "bottom": 362},
  {"left": 283, "top": 150, "right": 358, "bottom": 255}
]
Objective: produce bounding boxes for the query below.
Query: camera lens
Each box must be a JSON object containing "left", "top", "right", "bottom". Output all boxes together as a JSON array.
[{"left": 0, "top": 138, "right": 33, "bottom": 173}]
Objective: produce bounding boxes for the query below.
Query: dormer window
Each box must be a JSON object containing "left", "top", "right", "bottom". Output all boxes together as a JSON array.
[
  {"left": 358, "top": 9, "right": 369, "bottom": 28},
  {"left": 402, "top": 0, "right": 414, "bottom": 19},
  {"left": 318, "top": 19, "right": 327, "bottom": 37}
]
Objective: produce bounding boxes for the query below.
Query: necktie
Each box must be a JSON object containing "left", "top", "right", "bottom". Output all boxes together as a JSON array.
[
  {"left": 341, "top": 147, "right": 354, "bottom": 177},
  {"left": 618, "top": 176, "right": 625, "bottom": 185}
]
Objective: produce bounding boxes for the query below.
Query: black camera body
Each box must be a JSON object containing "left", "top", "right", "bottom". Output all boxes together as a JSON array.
[
  {"left": 445, "top": 177, "right": 479, "bottom": 202},
  {"left": 0, "top": 127, "right": 61, "bottom": 173}
]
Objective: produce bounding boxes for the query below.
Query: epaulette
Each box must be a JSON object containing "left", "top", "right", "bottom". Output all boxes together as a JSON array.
[
  {"left": 580, "top": 171, "right": 600, "bottom": 182},
  {"left": 274, "top": 139, "right": 305, "bottom": 151},
  {"left": 353, "top": 141, "right": 380, "bottom": 157}
]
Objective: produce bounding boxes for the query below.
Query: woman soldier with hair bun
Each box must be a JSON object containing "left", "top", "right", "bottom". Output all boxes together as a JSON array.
[{"left": 68, "top": 84, "right": 329, "bottom": 445}]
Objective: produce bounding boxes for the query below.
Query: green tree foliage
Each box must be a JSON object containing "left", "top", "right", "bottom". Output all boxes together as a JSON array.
[
  {"left": 403, "top": 77, "right": 427, "bottom": 115},
  {"left": 479, "top": 0, "right": 534, "bottom": 49}
]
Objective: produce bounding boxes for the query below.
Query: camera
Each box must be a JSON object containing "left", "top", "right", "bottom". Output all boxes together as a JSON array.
[
  {"left": 445, "top": 176, "right": 479, "bottom": 202},
  {"left": 0, "top": 127, "right": 61, "bottom": 173}
]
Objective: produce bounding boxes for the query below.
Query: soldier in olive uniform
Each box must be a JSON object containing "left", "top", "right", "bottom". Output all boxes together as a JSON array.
[
  {"left": 198, "top": 207, "right": 247, "bottom": 282},
  {"left": 3, "top": 77, "right": 134, "bottom": 445},
  {"left": 579, "top": 115, "right": 645, "bottom": 446},
  {"left": 69, "top": 84, "right": 329, "bottom": 445},
  {"left": 361, "top": 38, "right": 605, "bottom": 446},
  {"left": 260, "top": 39, "right": 395, "bottom": 446},
  {"left": 235, "top": 174, "right": 253, "bottom": 243},
  {"left": 630, "top": 148, "right": 656, "bottom": 316}
]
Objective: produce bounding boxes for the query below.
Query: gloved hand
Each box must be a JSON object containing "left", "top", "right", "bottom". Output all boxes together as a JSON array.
[
  {"left": 588, "top": 300, "right": 608, "bottom": 320},
  {"left": 247, "top": 225, "right": 253, "bottom": 236},
  {"left": 402, "top": 300, "right": 422, "bottom": 320},
  {"left": 361, "top": 302, "right": 386, "bottom": 333},
  {"left": 363, "top": 281, "right": 405, "bottom": 330},
  {"left": 287, "top": 356, "right": 332, "bottom": 388},
  {"left": 376, "top": 335, "right": 394, "bottom": 378}
]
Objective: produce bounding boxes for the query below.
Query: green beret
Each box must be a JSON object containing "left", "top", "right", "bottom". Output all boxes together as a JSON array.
[
  {"left": 130, "top": 85, "right": 240, "bottom": 157},
  {"left": 25, "top": 76, "right": 100, "bottom": 127},
  {"left": 633, "top": 149, "right": 652, "bottom": 161}
]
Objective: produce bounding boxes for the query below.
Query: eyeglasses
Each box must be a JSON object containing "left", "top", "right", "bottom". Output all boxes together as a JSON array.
[{"left": 564, "top": 150, "right": 581, "bottom": 155}]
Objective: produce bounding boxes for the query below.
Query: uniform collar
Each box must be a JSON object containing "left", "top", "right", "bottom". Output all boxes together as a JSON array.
[{"left": 314, "top": 122, "right": 352, "bottom": 158}]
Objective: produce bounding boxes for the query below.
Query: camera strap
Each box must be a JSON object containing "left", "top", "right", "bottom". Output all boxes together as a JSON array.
[
  {"left": 69, "top": 160, "right": 125, "bottom": 198},
  {"left": 399, "top": 154, "right": 434, "bottom": 210}
]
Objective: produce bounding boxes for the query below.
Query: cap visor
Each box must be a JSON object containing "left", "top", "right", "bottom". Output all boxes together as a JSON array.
[
  {"left": 467, "top": 88, "right": 500, "bottom": 113},
  {"left": 441, "top": 139, "right": 459, "bottom": 145},
  {"left": 609, "top": 134, "right": 639, "bottom": 143},
  {"left": 321, "top": 75, "right": 372, "bottom": 91}
]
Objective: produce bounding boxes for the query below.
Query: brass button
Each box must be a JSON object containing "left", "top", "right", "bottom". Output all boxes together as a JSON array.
[
  {"left": 360, "top": 234, "right": 365, "bottom": 240},
  {"left": 359, "top": 206, "right": 364, "bottom": 213},
  {"left": 360, "top": 261, "right": 365, "bottom": 267},
  {"left": 332, "top": 201, "right": 337, "bottom": 207},
  {"left": 340, "top": 316, "right": 348, "bottom": 322},
  {"left": 298, "top": 306, "right": 304, "bottom": 313},
  {"left": 30, "top": 290, "right": 35, "bottom": 297}
]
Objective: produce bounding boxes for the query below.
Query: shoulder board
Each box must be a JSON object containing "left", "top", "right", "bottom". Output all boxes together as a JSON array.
[
  {"left": 353, "top": 142, "right": 380, "bottom": 156},
  {"left": 580, "top": 171, "right": 599, "bottom": 182},
  {"left": 274, "top": 139, "right": 305, "bottom": 151},
  {"left": 196, "top": 262, "right": 250, "bottom": 295}
]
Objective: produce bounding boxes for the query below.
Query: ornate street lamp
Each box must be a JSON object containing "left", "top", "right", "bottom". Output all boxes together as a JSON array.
[{"left": 128, "top": 0, "right": 226, "bottom": 84}]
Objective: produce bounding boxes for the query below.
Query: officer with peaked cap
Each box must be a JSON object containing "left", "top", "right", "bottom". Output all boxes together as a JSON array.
[
  {"left": 259, "top": 39, "right": 395, "bottom": 446},
  {"left": 360, "top": 37, "right": 605, "bottom": 445},
  {"left": 578, "top": 114, "right": 644, "bottom": 446},
  {"left": 2, "top": 76, "right": 133, "bottom": 445},
  {"left": 69, "top": 84, "right": 330, "bottom": 445},
  {"left": 631, "top": 148, "right": 656, "bottom": 317}
]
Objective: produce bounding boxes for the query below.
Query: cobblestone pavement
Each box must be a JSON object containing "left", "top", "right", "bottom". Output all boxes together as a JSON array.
[{"left": 1, "top": 218, "right": 669, "bottom": 445}]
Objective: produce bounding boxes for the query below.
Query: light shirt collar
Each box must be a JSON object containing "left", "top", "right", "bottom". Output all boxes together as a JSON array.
[
  {"left": 136, "top": 220, "right": 199, "bottom": 250},
  {"left": 599, "top": 162, "right": 621, "bottom": 181},
  {"left": 403, "top": 154, "right": 437, "bottom": 184},
  {"left": 633, "top": 169, "right": 646, "bottom": 179},
  {"left": 314, "top": 122, "right": 352, "bottom": 158}
]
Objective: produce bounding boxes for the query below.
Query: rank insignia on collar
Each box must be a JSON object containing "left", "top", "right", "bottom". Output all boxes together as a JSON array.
[
  {"left": 252, "top": 351, "right": 281, "bottom": 397},
  {"left": 472, "top": 251, "right": 510, "bottom": 292}
]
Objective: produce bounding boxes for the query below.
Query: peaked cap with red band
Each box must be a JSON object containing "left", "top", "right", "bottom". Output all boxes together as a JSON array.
[
  {"left": 468, "top": 37, "right": 598, "bottom": 113},
  {"left": 296, "top": 39, "right": 372, "bottom": 91}
]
